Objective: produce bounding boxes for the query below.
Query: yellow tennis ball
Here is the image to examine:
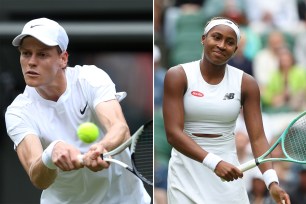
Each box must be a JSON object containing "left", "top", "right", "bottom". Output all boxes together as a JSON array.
[{"left": 77, "top": 122, "right": 99, "bottom": 143}]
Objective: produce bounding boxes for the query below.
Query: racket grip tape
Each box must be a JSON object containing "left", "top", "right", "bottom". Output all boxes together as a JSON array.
[
  {"left": 221, "top": 158, "right": 258, "bottom": 182},
  {"left": 77, "top": 154, "right": 84, "bottom": 165},
  {"left": 238, "top": 159, "right": 258, "bottom": 172}
]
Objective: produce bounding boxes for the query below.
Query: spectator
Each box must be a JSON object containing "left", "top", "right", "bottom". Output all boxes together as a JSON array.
[
  {"left": 154, "top": 45, "right": 167, "bottom": 108},
  {"left": 288, "top": 164, "right": 306, "bottom": 204},
  {"left": 247, "top": 171, "right": 275, "bottom": 204},
  {"left": 154, "top": 45, "right": 171, "bottom": 204},
  {"left": 244, "top": 0, "right": 300, "bottom": 34},
  {"left": 228, "top": 32, "right": 253, "bottom": 76},
  {"left": 297, "top": 0, "right": 306, "bottom": 22},
  {"left": 154, "top": 109, "right": 171, "bottom": 204},
  {"left": 261, "top": 47, "right": 306, "bottom": 113},
  {"left": 253, "top": 31, "right": 287, "bottom": 91},
  {"left": 293, "top": 30, "right": 306, "bottom": 68},
  {"left": 163, "top": 0, "right": 205, "bottom": 49}
]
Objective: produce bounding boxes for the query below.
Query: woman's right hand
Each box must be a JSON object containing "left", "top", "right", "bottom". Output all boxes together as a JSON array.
[{"left": 214, "top": 161, "right": 243, "bottom": 181}]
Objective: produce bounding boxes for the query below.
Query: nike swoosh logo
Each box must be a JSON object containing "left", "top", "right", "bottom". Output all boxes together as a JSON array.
[
  {"left": 80, "top": 102, "right": 88, "bottom": 115},
  {"left": 30, "top": 25, "right": 42, "bottom": 28}
]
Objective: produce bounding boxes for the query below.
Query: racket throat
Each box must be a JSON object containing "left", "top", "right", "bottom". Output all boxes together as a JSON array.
[
  {"left": 255, "top": 158, "right": 260, "bottom": 166},
  {"left": 126, "top": 165, "right": 153, "bottom": 186}
]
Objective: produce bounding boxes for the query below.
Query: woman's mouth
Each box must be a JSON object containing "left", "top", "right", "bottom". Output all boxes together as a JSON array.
[{"left": 213, "top": 51, "right": 224, "bottom": 57}]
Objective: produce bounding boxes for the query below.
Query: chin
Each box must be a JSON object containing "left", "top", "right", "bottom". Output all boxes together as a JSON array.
[
  {"left": 210, "top": 59, "right": 228, "bottom": 66},
  {"left": 24, "top": 79, "right": 40, "bottom": 87},
  {"left": 205, "top": 56, "right": 228, "bottom": 66}
]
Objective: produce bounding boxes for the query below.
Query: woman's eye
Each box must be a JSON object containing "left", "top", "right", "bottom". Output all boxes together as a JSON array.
[{"left": 227, "top": 41, "right": 234, "bottom": 46}]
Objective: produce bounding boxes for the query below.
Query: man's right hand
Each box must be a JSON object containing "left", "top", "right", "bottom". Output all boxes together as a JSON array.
[{"left": 52, "top": 141, "right": 84, "bottom": 171}]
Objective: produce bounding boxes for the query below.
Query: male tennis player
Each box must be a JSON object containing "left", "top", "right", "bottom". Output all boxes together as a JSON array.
[{"left": 5, "top": 17, "right": 150, "bottom": 204}]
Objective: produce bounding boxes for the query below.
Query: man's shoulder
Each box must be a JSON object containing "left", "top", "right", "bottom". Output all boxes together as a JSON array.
[
  {"left": 68, "top": 65, "right": 109, "bottom": 78},
  {"left": 6, "top": 92, "right": 33, "bottom": 113},
  {"left": 68, "top": 65, "right": 113, "bottom": 87}
]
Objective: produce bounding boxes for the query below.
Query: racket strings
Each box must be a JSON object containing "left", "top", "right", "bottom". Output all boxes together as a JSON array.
[
  {"left": 132, "top": 121, "right": 153, "bottom": 184},
  {"left": 284, "top": 116, "right": 306, "bottom": 162}
]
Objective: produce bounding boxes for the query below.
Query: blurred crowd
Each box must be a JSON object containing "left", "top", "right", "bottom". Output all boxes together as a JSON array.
[{"left": 154, "top": 0, "right": 306, "bottom": 204}]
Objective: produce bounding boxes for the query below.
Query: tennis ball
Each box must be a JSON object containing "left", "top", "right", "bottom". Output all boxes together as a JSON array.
[{"left": 77, "top": 122, "right": 99, "bottom": 143}]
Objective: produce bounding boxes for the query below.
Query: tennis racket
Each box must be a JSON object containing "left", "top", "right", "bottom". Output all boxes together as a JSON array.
[
  {"left": 78, "top": 120, "right": 153, "bottom": 186},
  {"left": 238, "top": 111, "right": 306, "bottom": 172}
]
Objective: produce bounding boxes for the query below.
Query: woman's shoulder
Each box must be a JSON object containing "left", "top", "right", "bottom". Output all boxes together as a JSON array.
[
  {"left": 166, "top": 64, "right": 185, "bottom": 78},
  {"left": 180, "top": 60, "right": 200, "bottom": 70},
  {"left": 227, "top": 64, "right": 244, "bottom": 74}
]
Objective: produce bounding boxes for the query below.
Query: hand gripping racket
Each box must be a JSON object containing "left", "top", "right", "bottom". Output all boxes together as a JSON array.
[
  {"left": 238, "top": 111, "right": 306, "bottom": 172},
  {"left": 78, "top": 120, "right": 153, "bottom": 186}
]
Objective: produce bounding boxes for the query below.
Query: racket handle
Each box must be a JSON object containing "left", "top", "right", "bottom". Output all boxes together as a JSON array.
[
  {"left": 77, "top": 154, "right": 84, "bottom": 165},
  {"left": 238, "top": 159, "right": 257, "bottom": 172},
  {"left": 221, "top": 159, "right": 257, "bottom": 182},
  {"left": 76, "top": 154, "right": 128, "bottom": 169}
]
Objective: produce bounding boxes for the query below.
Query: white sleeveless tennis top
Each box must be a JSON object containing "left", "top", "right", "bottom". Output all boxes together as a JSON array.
[{"left": 182, "top": 60, "right": 243, "bottom": 136}]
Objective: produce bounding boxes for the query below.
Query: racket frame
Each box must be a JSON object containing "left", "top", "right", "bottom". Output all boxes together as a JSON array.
[
  {"left": 102, "top": 121, "right": 153, "bottom": 185},
  {"left": 238, "top": 111, "right": 306, "bottom": 172}
]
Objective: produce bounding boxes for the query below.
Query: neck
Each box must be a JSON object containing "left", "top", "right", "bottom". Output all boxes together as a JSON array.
[
  {"left": 200, "top": 59, "right": 226, "bottom": 84},
  {"left": 35, "top": 71, "right": 67, "bottom": 102}
]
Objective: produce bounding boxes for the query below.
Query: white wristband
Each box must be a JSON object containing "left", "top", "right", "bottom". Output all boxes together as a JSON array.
[
  {"left": 42, "top": 140, "right": 63, "bottom": 169},
  {"left": 263, "top": 169, "right": 279, "bottom": 189},
  {"left": 202, "top": 153, "right": 222, "bottom": 171}
]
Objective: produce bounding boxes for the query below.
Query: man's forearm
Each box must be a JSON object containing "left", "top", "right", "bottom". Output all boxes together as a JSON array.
[{"left": 29, "top": 157, "right": 58, "bottom": 190}]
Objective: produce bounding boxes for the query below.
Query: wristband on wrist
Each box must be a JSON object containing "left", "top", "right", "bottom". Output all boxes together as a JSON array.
[
  {"left": 263, "top": 169, "right": 279, "bottom": 189},
  {"left": 202, "top": 153, "right": 222, "bottom": 171},
  {"left": 41, "top": 140, "right": 63, "bottom": 170}
]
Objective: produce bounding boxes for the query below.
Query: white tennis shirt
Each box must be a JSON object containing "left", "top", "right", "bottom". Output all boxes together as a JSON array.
[
  {"left": 5, "top": 65, "right": 151, "bottom": 204},
  {"left": 183, "top": 60, "right": 242, "bottom": 136}
]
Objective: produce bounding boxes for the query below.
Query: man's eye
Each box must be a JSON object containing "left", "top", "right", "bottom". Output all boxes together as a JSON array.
[
  {"left": 21, "top": 52, "right": 30, "bottom": 57},
  {"left": 39, "top": 53, "right": 47, "bottom": 57}
]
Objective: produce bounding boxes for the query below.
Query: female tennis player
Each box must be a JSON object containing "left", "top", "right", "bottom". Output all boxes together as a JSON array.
[{"left": 163, "top": 17, "right": 291, "bottom": 204}]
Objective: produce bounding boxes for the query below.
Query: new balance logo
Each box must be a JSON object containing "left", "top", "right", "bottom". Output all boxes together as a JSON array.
[{"left": 223, "top": 93, "right": 235, "bottom": 100}]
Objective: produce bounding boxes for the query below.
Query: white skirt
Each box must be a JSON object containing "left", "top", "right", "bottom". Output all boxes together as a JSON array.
[{"left": 167, "top": 133, "right": 250, "bottom": 204}]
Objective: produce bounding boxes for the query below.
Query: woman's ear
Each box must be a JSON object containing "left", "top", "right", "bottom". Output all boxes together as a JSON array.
[
  {"left": 234, "top": 46, "right": 238, "bottom": 53},
  {"left": 201, "top": 35, "right": 206, "bottom": 45}
]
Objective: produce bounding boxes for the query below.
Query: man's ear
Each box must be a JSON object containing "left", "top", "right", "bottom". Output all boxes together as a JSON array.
[{"left": 60, "top": 51, "right": 69, "bottom": 68}]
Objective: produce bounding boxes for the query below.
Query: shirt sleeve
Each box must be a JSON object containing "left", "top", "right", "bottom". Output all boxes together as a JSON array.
[{"left": 5, "top": 101, "right": 39, "bottom": 149}]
